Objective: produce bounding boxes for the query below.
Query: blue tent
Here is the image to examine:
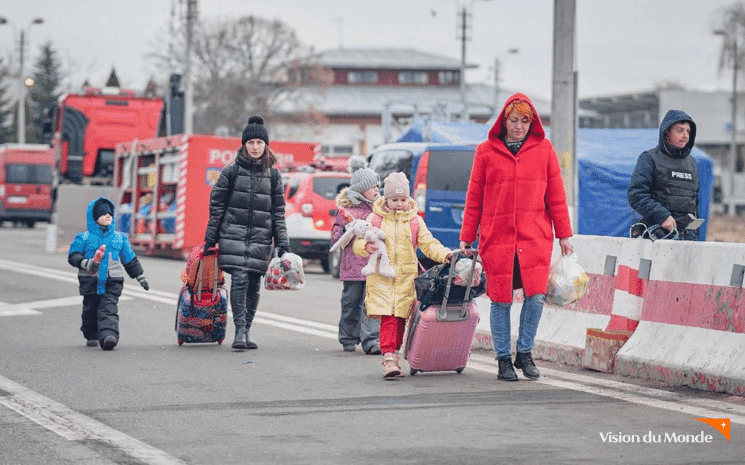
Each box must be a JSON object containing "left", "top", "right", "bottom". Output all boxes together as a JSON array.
[
  {"left": 396, "top": 122, "right": 714, "bottom": 240},
  {"left": 396, "top": 120, "right": 491, "bottom": 145}
]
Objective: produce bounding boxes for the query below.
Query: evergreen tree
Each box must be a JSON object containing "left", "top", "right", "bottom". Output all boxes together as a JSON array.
[
  {"left": 105, "top": 68, "right": 120, "bottom": 87},
  {"left": 28, "top": 42, "right": 63, "bottom": 144},
  {"left": 0, "top": 56, "right": 15, "bottom": 143}
]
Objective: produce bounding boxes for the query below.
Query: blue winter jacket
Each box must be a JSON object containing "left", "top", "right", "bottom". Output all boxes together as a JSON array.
[{"left": 68, "top": 197, "right": 144, "bottom": 295}]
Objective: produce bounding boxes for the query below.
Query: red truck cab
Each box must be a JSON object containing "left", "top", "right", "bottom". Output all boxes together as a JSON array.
[
  {"left": 0, "top": 144, "right": 54, "bottom": 227},
  {"left": 52, "top": 87, "right": 164, "bottom": 184}
]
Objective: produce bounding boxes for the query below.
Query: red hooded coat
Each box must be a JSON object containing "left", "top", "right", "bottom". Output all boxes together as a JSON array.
[{"left": 460, "top": 93, "right": 573, "bottom": 302}]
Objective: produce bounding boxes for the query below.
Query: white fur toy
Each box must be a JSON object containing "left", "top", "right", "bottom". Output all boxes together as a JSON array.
[{"left": 329, "top": 219, "right": 396, "bottom": 278}]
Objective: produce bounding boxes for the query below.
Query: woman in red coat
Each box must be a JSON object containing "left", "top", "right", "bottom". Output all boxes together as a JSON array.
[{"left": 459, "top": 93, "right": 574, "bottom": 381}]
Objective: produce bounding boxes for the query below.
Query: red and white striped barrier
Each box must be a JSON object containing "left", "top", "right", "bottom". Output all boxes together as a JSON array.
[
  {"left": 173, "top": 134, "right": 190, "bottom": 250},
  {"left": 606, "top": 264, "right": 646, "bottom": 331},
  {"left": 615, "top": 239, "right": 745, "bottom": 395}
]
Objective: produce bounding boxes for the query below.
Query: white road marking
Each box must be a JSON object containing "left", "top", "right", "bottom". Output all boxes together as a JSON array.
[
  {"left": 0, "top": 257, "right": 742, "bottom": 463},
  {"left": 0, "top": 296, "right": 132, "bottom": 317},
  {"left": 468, "top": 353, "right": 745, "bottom": 422},
  {"left": 0, "top": 375, "right": 186, "bottom": 464},
  {"left": 0, "top": 306, "right": 42, "bottom": 316}
]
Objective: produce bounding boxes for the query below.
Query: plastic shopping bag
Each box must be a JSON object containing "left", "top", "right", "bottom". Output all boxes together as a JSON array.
[
  {"left": 413, "top": 261, "right": 486, "bottom": 308},
  {"left": 452, "top": 258, "right": 483, "bottom": 287},
  {"left": 545, "top": 253, "right": 589, "bottom": 306},
  {"left": 264, "top": 252, "right": 305, "bottom": 290}
]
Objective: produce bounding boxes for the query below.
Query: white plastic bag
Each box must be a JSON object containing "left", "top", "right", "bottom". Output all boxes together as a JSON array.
[
  {"left": 452, "top": 258, "right": 483, "bottom": 287},
  {"left": 264, "top": 252, "right": 305, "bottom": 290},
  {"left": 545, "top": 253, "right": 589, "bottom": 306}
]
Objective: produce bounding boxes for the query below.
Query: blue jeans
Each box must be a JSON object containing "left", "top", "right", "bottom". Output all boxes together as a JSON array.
[{"left": 490, "top": 294, "right": 546, "bottom": 359}]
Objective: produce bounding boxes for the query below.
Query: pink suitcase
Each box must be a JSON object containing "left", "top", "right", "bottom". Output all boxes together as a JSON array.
[{"left": 404, "top": 251, "right": 481, "bottom": 375}]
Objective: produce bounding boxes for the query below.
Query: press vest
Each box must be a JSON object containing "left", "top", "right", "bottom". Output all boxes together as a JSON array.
[{"left": 648, "top": 149, "right": 698, "bottom": 229}]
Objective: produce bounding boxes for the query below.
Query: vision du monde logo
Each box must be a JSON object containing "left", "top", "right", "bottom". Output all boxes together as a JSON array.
[{"left": 600, "top": 418, "right": 730, "bottom": 443}]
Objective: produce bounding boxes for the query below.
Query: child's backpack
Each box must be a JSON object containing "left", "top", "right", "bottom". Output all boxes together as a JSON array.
[{"left": 369, "top": 213, "right": 420, "bottom": 250}]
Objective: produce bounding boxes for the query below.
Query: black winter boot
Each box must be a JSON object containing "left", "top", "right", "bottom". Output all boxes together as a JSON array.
[
  {"left": 244, "top": 329, "right": 258, "bottom": 350},
  {"left": 514, "top": 351, "right": 540, "bottom": 379},
  {"left": 497, "top": 356, "right": 518, "bottom": 381},
  {"left": 232, "top": 325, "right": 248, "bottom": 350}
]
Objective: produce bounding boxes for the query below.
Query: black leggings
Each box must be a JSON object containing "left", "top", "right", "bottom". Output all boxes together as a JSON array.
[{"left": 229, "top": 270, "right": 262, "bottom": 328}]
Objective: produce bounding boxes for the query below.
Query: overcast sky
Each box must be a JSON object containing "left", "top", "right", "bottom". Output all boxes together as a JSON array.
[{"left": 0, "top": 0, "right": 738, "bottom": 101}]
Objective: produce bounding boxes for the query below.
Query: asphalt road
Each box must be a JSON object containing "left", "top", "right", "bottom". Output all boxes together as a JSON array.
[{"left": 0, "top": 224, "right": 744, "bottom": 465}]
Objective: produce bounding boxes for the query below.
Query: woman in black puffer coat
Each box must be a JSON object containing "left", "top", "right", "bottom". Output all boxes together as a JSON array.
[{"left": 204, "top": 116, "right": 291, "bottom": 350}]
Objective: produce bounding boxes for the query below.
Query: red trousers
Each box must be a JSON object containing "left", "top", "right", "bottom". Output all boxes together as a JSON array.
[{"left": 379, "top": 315, "right": 406, "bottom": 354}]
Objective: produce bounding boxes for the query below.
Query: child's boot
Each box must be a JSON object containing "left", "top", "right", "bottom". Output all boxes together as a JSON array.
[{"left": 381, "top": 352, "right": 402, "bottom": 378}]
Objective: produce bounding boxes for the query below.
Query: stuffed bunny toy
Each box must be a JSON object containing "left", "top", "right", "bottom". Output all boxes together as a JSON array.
[{"left": 329, "top": 219, "right": 396, "bottom": 278}]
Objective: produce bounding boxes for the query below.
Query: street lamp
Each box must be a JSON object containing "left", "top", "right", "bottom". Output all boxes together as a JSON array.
[
  {"left": 715, "top": 28, "right": 739, "bottom": 216},
  {"left": 493, "top": 48, "right": 520, "bottom": 117},
  {"left": 0, "top": 17, "right": 44, "bottom": 144}
]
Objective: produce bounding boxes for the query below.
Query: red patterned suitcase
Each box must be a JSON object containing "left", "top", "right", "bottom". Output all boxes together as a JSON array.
[{"left": 404, "top": 251, "right": 481, "bottom": 375}]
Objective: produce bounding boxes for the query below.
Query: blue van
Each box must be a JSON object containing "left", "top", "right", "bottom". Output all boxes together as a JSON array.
[{"left": 366, "top": 142, "right": 478, "bottom": 257}]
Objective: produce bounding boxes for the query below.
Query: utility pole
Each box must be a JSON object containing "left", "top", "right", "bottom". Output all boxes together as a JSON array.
[
  {"left": 459, "top": 6, "right": 468, "bottom": 122},
  {"left": 551, "top": 0, "right": 577, "bottom": 230},
  {"left": 183, "top": 0, "right": 197, "bottom": 135},
  {"left": 729, "top": 35, "right": 738, "bottom": 216},
  {"left": 18, "top": 29, "right": 27, "bottom": 144}
]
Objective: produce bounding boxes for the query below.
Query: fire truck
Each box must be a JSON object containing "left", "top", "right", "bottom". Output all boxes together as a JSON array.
[
  {"left": 51, "top": 87, "right": 164, "bottom": 185},
  {"left": 113, "top": 134, "right": 320, "bottom": 256},
  {"left": 0, "top": 144, "right": 54, "bottom": 227}
]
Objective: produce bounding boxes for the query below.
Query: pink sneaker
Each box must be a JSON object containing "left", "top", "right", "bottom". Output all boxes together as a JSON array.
[{"left": 381, "top": 353, "right": 402, "bottom": 378}]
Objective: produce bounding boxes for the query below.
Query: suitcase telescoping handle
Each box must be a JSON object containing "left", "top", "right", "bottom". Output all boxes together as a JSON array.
[
  {"left": 439, "top": 248, "right": 479, "bottom": 321},
  {"left": 196, "top": 250, "right": 220, "bottom": 301}
]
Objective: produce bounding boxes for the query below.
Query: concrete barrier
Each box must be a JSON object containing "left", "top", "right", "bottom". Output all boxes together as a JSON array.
[
  {"left": 470, "top": 235, "right": 745, "bottom": 396},
  {"left": 615, "top": 239, "right": 745, "bottom": 395}
]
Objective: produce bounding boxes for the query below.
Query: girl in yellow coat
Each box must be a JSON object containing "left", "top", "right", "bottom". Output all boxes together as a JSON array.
[{"left": 354, "top": 172, "right": 452, "bottom": 378}]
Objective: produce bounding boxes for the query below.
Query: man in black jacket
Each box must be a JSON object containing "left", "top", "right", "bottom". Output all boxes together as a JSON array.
[{"left": 628, "top": 110, "right": 700, "bottom": 241}]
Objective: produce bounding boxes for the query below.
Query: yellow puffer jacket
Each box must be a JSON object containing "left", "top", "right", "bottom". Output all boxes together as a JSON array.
[{"left": 353, "top": 197, "right": 451, "bottom": 319}]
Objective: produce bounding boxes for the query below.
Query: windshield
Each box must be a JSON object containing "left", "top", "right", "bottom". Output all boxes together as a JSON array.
[
  {"left": 6, "top": 164, "right": 53, "bottom": 184},
  {"left": 368, "top": 149, "right": 413, "bottom": 182},
  {"left": 426, "top": 150, "right": 475, "bottom": 191},
  {"left": 313, "top": 177, "right": 350, "bottom": 200}
]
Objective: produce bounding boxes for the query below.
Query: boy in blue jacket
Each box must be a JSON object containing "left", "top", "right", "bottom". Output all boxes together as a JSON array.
[{"left": 68, "top": 197, "right": 149, "bottom": 350}]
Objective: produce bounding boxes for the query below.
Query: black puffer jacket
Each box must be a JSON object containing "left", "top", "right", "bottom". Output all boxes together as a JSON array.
[{"left": 204, "top": 151, "right": 291, "bottom": 275}]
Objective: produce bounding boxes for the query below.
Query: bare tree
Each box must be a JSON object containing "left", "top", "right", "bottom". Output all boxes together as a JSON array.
[
  {"left": 148, "top": 14, "right": 330, "bottom": 138},
  {"left": 713, "top": 3, "right": 745, "bottom": 82}
]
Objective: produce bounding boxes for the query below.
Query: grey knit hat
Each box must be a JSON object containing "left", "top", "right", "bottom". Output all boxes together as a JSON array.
[{"left": 346, "top": 155, "right": 380, "bottom": 205}]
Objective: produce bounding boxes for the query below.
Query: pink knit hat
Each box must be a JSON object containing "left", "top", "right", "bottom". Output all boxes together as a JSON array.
[{"left": 383, "top": 172, "right": 410, "bottom": 199}]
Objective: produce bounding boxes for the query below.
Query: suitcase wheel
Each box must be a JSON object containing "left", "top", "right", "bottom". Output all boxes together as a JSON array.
[
  {"left": 217, "top": 339, "right": 223, "bottom": 345},
  {"left": 178, "top": 339, "right": 184, "bottom": 346},
  {"left": 456, "top": 367, "right": 464, "bottom": 374},
  {"left": 410, "top": 368, "right": 419, "bottom": 376}
]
